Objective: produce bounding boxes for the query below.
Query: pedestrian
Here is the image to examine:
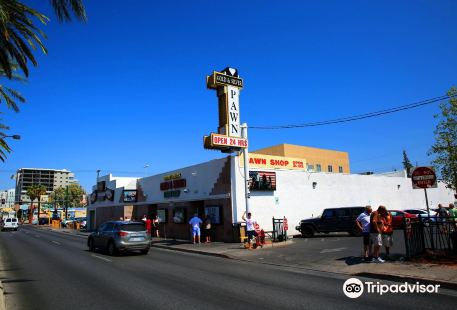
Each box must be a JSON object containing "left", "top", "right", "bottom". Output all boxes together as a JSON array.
[
  {"left": 188, "top": 213, "right": 202, "bottom": 244},
  {"left": 437, "top": 204, "right": 449, "bottom": 234},
  {"left": 145, "top": 216, "right": 152, "bottom": 237},
  {"left": 202, "top": 214, "right": 212, "bottom": 243},
  {"left": 242, "top": 211, "right": 257, "bottom": 248},
  {"left": 370, "top": 206, "right": 386, "bottom": 263},
  {"left": 356, "top": 206, "right": 372, "bottom": 261},
  {"left": 380, "top": 208, "right": 393, "bottom": 260},
  {"left": 142, "top": 214, "right": 147, "bottom": 222},
  {"left": 153, "top": 215, "right": 160, "bottom": 238}
]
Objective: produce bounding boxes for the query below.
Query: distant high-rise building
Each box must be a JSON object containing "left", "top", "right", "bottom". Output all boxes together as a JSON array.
[{"left": 14, "top": 168, "right": 78, "bottom": 204}]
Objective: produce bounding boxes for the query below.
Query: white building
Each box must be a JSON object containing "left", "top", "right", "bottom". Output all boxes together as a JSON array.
[{"left": 88, "top": 151, "right": 456, "bottom": 241}]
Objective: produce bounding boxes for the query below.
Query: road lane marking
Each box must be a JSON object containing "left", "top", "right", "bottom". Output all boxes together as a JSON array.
[
  {"left": 320, "top": 247, "right": 347, "bottom": 253},
  {"left": 51, "top": 241, "right": 61, "bottom": 245},
  {"left": 34, "top": 235, "right": 40, "bottom": 238},
  {"left": 91, "top": 255, "right": 112, "bottom": 263}
]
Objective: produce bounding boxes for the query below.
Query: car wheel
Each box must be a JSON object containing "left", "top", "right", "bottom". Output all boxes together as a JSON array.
[
  {"left": 107, "top": 241, "right": 117, "bottom": 256},
  {"left": 140, "top": 248, "right": 149, "bottom": 255},
  {"left": 301, "top": 226, "right": 314, "bottom": 238},
  {"left": 88, "top": 238, "right": 95, "bottom": 252}
]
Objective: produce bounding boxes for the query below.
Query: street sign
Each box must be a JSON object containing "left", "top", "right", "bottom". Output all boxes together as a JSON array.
[
  {"left": 411, "top": 166, "right": 437, "bottom": 189},
  {"left": 283, "top": 217, "right": 288, "bottom": 231}
]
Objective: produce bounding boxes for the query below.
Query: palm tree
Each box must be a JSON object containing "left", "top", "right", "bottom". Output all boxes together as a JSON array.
[
  {"left": 0, "top": 0, "right": 86, "bottom": 159},
  {"left": 0, "top": 1, "right": 86, "bottom": 79},
  {"left": 26, "top": 184, "right": 47, "bottom": 224}
]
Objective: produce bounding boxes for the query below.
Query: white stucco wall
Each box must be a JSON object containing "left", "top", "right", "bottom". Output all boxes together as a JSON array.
[
  {"left": 232, "top": 156, "right": 456, "bottom": 235},
  {"left": 89, "top": 157, "right": 230, "bottom": 209}
]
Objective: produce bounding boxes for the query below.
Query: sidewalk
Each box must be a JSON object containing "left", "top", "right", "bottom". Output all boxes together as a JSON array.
[{"left": 35, "top": 226, "right": 457, "bottom": 289}]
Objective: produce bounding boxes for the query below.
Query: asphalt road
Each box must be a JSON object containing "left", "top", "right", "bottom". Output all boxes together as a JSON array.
[{"left": 0, "top": 226, "right": 456, "bottom": 310}]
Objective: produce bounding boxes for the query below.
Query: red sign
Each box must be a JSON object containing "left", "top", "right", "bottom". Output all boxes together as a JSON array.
[
  {"left": 411, "top": 166, "right": 437, "bottom": 189},
  {"left": 283, "top": 217, "right": 288, "bottom": 231}
]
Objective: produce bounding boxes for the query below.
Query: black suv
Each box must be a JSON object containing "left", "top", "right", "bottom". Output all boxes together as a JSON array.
[{"left": 296, "top": 207, "right": 365, "bottom": 238}]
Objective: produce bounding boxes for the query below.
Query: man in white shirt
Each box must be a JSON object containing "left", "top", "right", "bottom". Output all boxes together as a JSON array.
[
  {"left": 189, "top": 213, "right": 203, "bottom": 244},
  {"left": 356, "top": 206, "right": 372, "bottom": 261},
  {"left": 242, "top": 211, "right": 257, "bottom": 247}
]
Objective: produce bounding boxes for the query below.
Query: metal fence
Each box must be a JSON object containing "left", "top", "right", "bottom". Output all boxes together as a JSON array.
[
  {"left": 272, "top": 217, "right": 288, "bottom": 242},
  {"left": 404, "top": 216, "right": 457, "bottom": 258}
]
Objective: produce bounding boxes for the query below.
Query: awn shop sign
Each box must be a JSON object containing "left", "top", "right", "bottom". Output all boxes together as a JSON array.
[
  {"left": 204, "top": 67, "right": 247, "bottom": 152},
  {"left": 411, "top": 166, "right": 437, "bottom": 189},
  {"left": 240, "top": 153, "right": 307, "bottom": 171}
]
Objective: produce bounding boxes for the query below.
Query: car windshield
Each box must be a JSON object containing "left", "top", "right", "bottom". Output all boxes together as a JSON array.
[{"left": 120, "top": 223, "right": 146, "bottom": 232}]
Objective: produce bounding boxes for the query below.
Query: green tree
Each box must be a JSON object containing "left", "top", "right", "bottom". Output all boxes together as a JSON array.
[
  {"left": 26, "top": 184, "right": 47, "bottom": 223},
  {"left": 429, "top": 87, "right": 457, "bottom": 191},
  {"left": 402, "top": 150, "right": 413, "bottom": 176},
  {"left": 50, "top": 184, "right": 86, "bottom": 218}
]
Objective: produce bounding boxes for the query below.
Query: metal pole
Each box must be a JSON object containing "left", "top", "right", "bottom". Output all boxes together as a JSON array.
[
  {"left": 241, "top": 123, "right": 250, "bottom": 214},
  {"left": 424, "top": 188, "right": 430, "bottom": 216}
]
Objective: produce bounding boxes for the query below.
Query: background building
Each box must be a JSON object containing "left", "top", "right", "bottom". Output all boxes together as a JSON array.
[
  {"left": 253, "top": 143, "right": 350, "bottom": 173},
  {"left": 14, "top": 168, "right": 78, "bottom": 204}
]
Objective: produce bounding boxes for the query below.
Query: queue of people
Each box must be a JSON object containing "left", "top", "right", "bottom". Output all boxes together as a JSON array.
[{"left": 356, "top": 205, "right": 393, "bottom": 263}]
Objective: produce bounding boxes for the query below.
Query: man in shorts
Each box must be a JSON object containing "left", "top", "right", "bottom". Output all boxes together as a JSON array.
[
  {"left": 370, "top": 206, "right": 386, "bottom": 263},
  {"left": 189, "top": 213, "right": 203, "bottom": 244},
  {"left": 242, "top": 211, "right": 257, "bottom": 248},
  {"left": 356, "top": 206, "right": 372, "bottom": 261}
]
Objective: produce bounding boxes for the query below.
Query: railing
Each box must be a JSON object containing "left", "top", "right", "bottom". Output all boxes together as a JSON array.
[
  {"left": 404, "top": 215, "right": 457, "bottom": 259},
  {"left": 272, "top": 217, "right": 288, "bottom": 242}
]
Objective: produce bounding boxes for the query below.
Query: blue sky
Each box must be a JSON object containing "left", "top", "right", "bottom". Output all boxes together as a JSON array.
[{"left": 1, "top": 0, "right": 456, "bottom": 192}]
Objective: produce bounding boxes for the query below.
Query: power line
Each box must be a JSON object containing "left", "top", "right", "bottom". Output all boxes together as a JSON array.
[{"left": 250, "top": 94, "right": 453, "bottom": 130}]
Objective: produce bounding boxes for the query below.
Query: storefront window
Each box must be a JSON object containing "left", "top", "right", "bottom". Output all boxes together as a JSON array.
[
  {"left": 172, "top": 207, "right": 186, "bottom": 224},
  {"left": 157, "top": 209, "right": 168, "bottom": 223},
  {"left": 204, "top": 206, "right": 221, "bottom": 224}
]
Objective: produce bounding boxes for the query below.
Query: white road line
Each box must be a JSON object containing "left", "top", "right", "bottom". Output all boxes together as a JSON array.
[
  {"left": 51, "top": 241, "right": 61, "bottom": 245},
  {"left": 91, "top": 255, "right": 112, "bottom": 263},
  {"left": 320, "top": 247, "right": 347, "bottom": 253}
]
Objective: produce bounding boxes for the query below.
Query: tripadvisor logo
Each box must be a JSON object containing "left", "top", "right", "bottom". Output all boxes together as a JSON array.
[{"left": 343, "top": 278, "right": 440, "bottom": 299}]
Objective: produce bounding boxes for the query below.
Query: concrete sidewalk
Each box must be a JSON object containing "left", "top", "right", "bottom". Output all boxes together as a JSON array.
[{"left": 34, "top": 225, "right": 457, "bottom": 289}]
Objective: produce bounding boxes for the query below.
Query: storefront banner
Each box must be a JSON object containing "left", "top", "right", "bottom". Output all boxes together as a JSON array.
[{"left": 239, "top": 153, "right": 307, "bottom": 170}]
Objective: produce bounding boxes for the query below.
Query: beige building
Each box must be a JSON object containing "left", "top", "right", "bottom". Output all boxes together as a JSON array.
[{"left": 252, "top": 143, "right": 350, "bottom": 173}]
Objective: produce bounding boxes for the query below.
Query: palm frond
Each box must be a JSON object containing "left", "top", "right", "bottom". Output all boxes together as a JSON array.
[{"left": 50, "top": 0, "right": 87, "bottom": 22}]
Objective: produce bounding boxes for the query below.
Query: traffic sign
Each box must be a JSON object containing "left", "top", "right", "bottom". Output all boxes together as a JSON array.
[
  {"left": 283, "top": 217, "right": 288, "bottom": 231},
  {"left": 411, "top": 166, "right": 437, "bottom": 189}
]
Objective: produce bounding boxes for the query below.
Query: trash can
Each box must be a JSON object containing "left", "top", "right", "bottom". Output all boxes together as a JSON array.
[{"left": 232, "top": 222, "right": 246, "bottom": 243}]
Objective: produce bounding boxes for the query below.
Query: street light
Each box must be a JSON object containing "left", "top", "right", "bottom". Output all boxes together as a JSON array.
[{"left": 2, "top": 135, "right": 21, "bottom": 140}]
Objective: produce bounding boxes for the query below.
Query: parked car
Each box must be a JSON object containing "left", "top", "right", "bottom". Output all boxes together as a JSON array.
[
  {"left": 403, "top": 209, "right": 436, "bottom": 225},
  {"left": 1, "top": 217, "right": 19, "bottom": 231},
  {"left": 87, "top": 221, "right": 151, "bottom": 255},
  {"left": 296, "top": 206, "right": 365, "bottom": 238},
  {"left": 61, "top": 218, "right": 75, "bottom": 228},
  {"left": 388, "top": 210, "right": 418, "bottom": 229},
  {"left": 75, "top": 217, "right": 87, "bottom": 229}
]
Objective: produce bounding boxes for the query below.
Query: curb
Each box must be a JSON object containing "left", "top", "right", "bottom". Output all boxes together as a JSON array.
[
  {"left": 0, "top": 281, "right": 5, "bottom": 310},
  {"left": 354, "top": 272, "right": 457, "bottom": 291},
  {"left": 151, "top": 244, "right": 232, "bottom": 259}
]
